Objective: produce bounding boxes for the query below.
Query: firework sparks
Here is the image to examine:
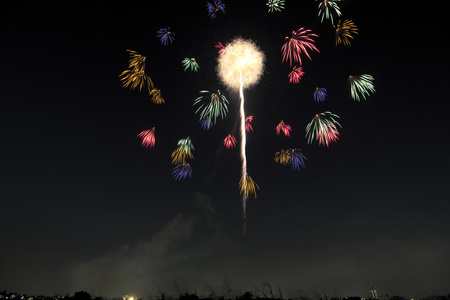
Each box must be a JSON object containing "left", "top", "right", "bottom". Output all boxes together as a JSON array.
[
  {"left": 119, "top": 50, "right": 154, "bottom": 93},
  {"left": 182, "top": 58, "right": 200, "bottom": 72},
  {"left": 171, "top": 137, "right": 194, "bottom": 164},
  {"left": 150, "top": 88, "right": 165, "bottom": 104},
  {"left": 157, "top": 28, "right": 175, "bottom": 46},
  {"left": 245, "top": 115, "right": 254, "bottom": 132},
  {"left": 314, "top": 87, "right": 327, "bottom": 102},
  {"left": 215, "top": 42, "right": 226, "bottom": 55},
  {"left": 200, "top": 117, "right": 213, "bottom": 130},
  {"left": 334, "top": 19, "right": 358, "bottom": 46},
  {"left": 224, "top": 134, "right": 237, "bottom": 149},
  {"left": 172, "top": 163, "right": 192, "bottom": 180},
  {"left": 276, "top": 120, "right": 292, "bottom": 137},
  {"left": 305, "top": 112, "right": 341, "bottom": 147},
  {"left": 317, "top": 0, "right": 342, "bottom": 24},
  {"left": 206, "top": 0, "right": 225, "bottom": 19},
  {"left": 282, "top": 27, "right": 319, "bottom": 66},
  {"left": 274, "top": 148, "right": 307, "bottom": 171},
  {"left": 266, "top": 0, "right": 285, "bottom": 12},
  {"left": 193, "top": 90, "right": 229, "bottom": 124},
  {"left": 349, "top": 74, "right": 375, "bottom": 101},
  {"left": 137, "top": 128, "right": 156, "bottom": 148},
  {"left": 288, "top": 66, "right": 304, "bottom": 84}
]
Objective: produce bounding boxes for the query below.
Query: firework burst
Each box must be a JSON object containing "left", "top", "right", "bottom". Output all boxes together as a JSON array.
[
  {"left": 224, "top": 134, "right": 237, "bottom": 149},
  {"left": 276, "top": 120, "right": 292, "bottom": 137},
  {"left": 182, "top": 58, "right": 200, "bottom": 72},
  {"left": 349, "top": 74, "right": 375, "bottom": 101},
  {"left": 193, "top": 90, "right": 229, "bottom": 124},
  {"left": 267, "top": 0, "right": 285, "bottom": 12},
  {"left": 137, "top": 128, "right": 156, "bottom": 148},
  {"left": 288, "top": 66, "right": 304, "bottom": 84},
  {"left": 157, "top": 28, "right": 175, "bottom": 46},
  {"left": 334, "top": 19, "right": 358, "bottom": 46},
  {"left": 305, "top": 112, "right": 341, "bottom": 147},
  {"left": 317, "top": 0, "right": 342, "bottom": 24},
  {"left": 314, "top": 87, "right": 327, "bottom": 102},
  {"left": 282, "top": 27, "right": 319, "bottom": 66},
  {"left": 173, "top": 163, "right": 193, "bottom": 180},
  {"left": 206, "top": 0, "right": 225, "bottom": 19}
]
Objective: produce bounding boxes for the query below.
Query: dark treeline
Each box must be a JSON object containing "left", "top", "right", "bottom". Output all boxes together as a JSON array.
[{"left": 2, "top": 290, "right": 450, "bottom": 300}]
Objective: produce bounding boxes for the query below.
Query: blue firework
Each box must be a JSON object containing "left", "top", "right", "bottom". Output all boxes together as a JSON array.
[
  {"left": 200, "top": 117, "right": 213, "bottom": 130},
  {"left": 314, "top": 87, "right": 327, "bottom": 102},
  {"left": 206, "top": 0, "right": 225, "bottom": 19},
  {"left": 288, "top": 148, "right": 307, "bottom": 171},
  {"left": 157, "top": 27, "right": 175, "bottom": 46},
  {"left": 173, "top": 163, "right": 192, "bottom": 180}
]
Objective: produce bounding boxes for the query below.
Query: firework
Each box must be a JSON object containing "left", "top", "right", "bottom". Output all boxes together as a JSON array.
[
  {"left": 288, "top": 148, "right": 307, "bottom": 171},
  {"left": 178, "top": 137, "right": 194, "bottom": 153},
  {"left": 215, "top": 42, "right": 226, "bottom": 55},
  {"left": 318, "top": 124, "right": 340, "bottom": 146},
  {"left": 314, "top": 87, "right": 327, "bottom": 102},
  {"left": 172, "top": 163, "right": 192, "bottom": 180},
  {"left": 200, "top": 117, "right": 213, "bottom": 130},
  {"left": 334, "top": 19, "right": 358, "bottom": 46},
  {"left": 216, "top": 38, "right": 265, "bottom": 233},
  {"left": 119, "top": 50, "right": 154, "bottom": 92},
  {"left": 282, "top": 27, "right": 319, "bottom": 66},
  {"left": 137, "top": 128, "right": 156, "bottom": 148},
  {"left": 206, "top": 0, "right": 225, "bottom": 19},
  {"left": 157, "top": 28, "right": 175, "bottom": 46},
  {"left": 182, "top": 58, "right": 200, "bottom": 72},
  {"left": 276, "top": 120, "right": 292, "bottom": 137},
  {"left": 245, "top": 116, "right": 254, "bottom": 132},
  {"left": 239, "top": 173, "right": 259, "bottom": 199},
  {"left": 217, "top": 38, "right": 265, "bottom": 90},
  {"left": 274, "top": 150, "right": 290, "bottom": 165},
  {"left": 288, "top": 66, "right": 304, "bottom": 84},
  {"left": 275, "top": 149, "right": 307, "bottom": 171},
  {"left": 305, "top": 112, "right": 341, "bottom": 147},
  {"left": 193, "top": 90, "right": 229, "bottom": 124},
  {"left": 349, "top": 74, "right": 375, "bottom": 101},
  {"left": 119, "top": 69, "right": 154, "bottom": 92},
  {"left": 224, "top": 134, "right": 237, "bottom": 149},
  {"left": 317, "top": 0, "right": 342, "bottom": 24},
  {"left": 266, "top": 0, "right": 285, "bottom": 12},
  {"left": 171, "top": 137, "right": 194, "bottom": 164},
  {"left": 124, "top": 49, "right": 146, "bottom": 72},
  {"left": 150, "top": 88, "right": 165, "bottom": 104}
]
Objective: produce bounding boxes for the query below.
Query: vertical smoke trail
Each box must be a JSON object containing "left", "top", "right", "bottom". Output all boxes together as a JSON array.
[{"left": 239, "top": 72, "right": 248, "bottom": 233}]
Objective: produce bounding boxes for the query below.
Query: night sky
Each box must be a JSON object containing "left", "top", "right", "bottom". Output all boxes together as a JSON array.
[{"left": 2, "top": 0, "right": 449, "bottom": 298}]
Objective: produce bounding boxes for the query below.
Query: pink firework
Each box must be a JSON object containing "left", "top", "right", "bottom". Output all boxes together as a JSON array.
[
  {"left": 288, "top": 66, "right": 304, "bottom": 84},
  {"left": 276, "top": 120, "right": 292, "bottom": 137},
  {"left": 245, "top": 115, "right": 254, "bottom": 132},
  {"left": 137, "top": 127, "right": 155, "bottom": 148},
  {"left": 224, "top": 134, "right": 237, "bottom": 149},
  {"left": 215, "top": 41, "right": 226, "bottom": 55},
  {"left": 281, "top": 27, "right": 319, "bottom": 66},
  {"left": 318, "top": 124, "right": 340, "bottom": 147}
]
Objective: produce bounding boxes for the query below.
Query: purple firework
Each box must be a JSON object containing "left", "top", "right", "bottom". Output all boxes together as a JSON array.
[
  {"left": 200, "top": 117, "right": 213, "bottom": 130},
  {"left": 288, "top": 148, "right": 307, "bottom": 171},
  {"left": 157, "top": 28, "right": 175, "bottom": 46},
  {"left": 173, "top": 163, "right": 192, "bottom": 180},
  {"left": 206, "top": 0, "right": 225, "bottom": 19},
  {"left": 314, "top": 87, "right": 327, "bottom": 102}
]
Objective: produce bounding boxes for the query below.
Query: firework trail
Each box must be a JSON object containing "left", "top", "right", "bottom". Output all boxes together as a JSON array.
[{"left": 239, "top": 72, "right": 248, "bottom": 223}]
